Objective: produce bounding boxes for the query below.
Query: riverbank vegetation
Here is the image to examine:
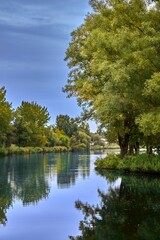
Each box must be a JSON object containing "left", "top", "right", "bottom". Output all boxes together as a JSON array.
[
  {"left": 0, "top": 146, "right": 68, "bottom": 156},
  {"left": 95, "top": 153, "right": 160, "bottom": 174},
  {"left": 0, "top": 88, "right": 106, "bottom": 155},
  {"left": 64, "top": 0, "right": 160, "bottom": 159},
  {"left": 2, "top": 0, "right": 160, "bottom": 165}
]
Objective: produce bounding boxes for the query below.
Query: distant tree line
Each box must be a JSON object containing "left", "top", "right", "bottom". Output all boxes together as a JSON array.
[{"left": 0, "top": 87, "right": 104, "bottom": 151}]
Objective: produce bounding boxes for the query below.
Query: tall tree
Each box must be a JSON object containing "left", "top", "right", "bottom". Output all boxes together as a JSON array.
[
  {"left": 136, "top": 72, "right": 160, "bottom": 153},
  {"left": 55, "top": 114, "right": 78, "bottom": 137},
  {"left": 14, "top": 101, "right": 50, "bottom": 147},
  {"left": 0, "top": 87, "right": 13, "bottom": 146},
  {"left": 64, "top": 0, "right": 160, "bottom": 157}
]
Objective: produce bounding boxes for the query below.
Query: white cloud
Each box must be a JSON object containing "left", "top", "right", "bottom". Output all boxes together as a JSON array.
[{"left": 0, "top": 1, "right": 89, "bottom": 28}]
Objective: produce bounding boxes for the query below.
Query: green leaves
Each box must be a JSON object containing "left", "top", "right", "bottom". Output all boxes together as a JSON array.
[
  {"left": 136, "top": 111, "right": 160, "bottom": 136},
  {"left": 144, "top": 73, "right": 160, "bottom": 103},
  {"left": 64, "top": 0, "right": 160, "bottom": 156},
  {"left": 0, "top": 87, "right": 13, "bottom": 146},
  {"left": 55, "top": 114, "right": 78, "bottom": 137},
  {"left": 14, "top": 101, "right": 50, "bottom": 147}
]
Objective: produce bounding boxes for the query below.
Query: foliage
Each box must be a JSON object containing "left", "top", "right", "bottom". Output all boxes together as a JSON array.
[
  {"left": 0, "top": 93, "right": 98, "bottom": 152},
  {"left": 45, "top": 126, "right": 59, "bottom": 147},
  {"left": 0, "top": 87, "right": 13, "bottom": 146},
  {"left": 54, "top": 129, "right": 70, "bottom": 148},
  {"left": 95, "top": 153, "right": 160, "bottom": 173},
  {"left": 95, "top": 154, "right": 121, "bottom": 169},
  {"left": 55, "top": 114, "right": 78, "bottom": 137},
  {"left": 0, "top": 145, "right": 68, "bottom": 156},
  {"left": 64, "top": 0, "right": 160, "bottom": 157},
  {"left": 13, "top": 101, "right": 50, "bottom": 147},
  {"left": 90, "top": 132, "right": 105, "bottom": 148},
  {"left": 0, "top": 87, "right": 98, "bottom": 152},
  {"left": 55, "top": 115, "right": 93, "bottom": 151},
  {"left": 70, "top": 131, "right": 91, "bottom": 151},
  {"left": 136, "top": 75, "right": 160, "bottom": 138}
]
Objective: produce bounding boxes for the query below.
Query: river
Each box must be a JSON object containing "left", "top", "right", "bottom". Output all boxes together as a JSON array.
[{"left": 0, "top": 151, "right": 160, "bottom": 240}]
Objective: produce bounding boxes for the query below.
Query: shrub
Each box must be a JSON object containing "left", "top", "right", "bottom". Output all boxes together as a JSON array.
[
  {"left": 95, "top": 153, "right": 160, "bottom": 173},
  {"left": 95, "top": 154, "right": 121, "bottom": 169}
]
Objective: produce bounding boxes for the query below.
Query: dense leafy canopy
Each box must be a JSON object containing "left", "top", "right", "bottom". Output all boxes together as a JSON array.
[
  {"left": 55, "top": 114, "right": 78, "bottom": 137},
  {"left": 0, "top": 90, "right": 100, "bottom": 150},
  {"left": 64, "top": 0, "right": 160, "bottom": 156},
  {"left": 0, "top": 87, "right": 13, "bottom": 146},
  {"left": 14, "top": 101, "right": 50, "bottom": 147}
]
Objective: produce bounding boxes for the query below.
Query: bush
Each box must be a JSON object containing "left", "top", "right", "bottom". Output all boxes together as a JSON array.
[
  {"left": 95, "top": 153, "right": 160, "bottom": 173},
  {"left": 95, "top": 154, "right": 121, "bottom": 169},
  {"left": 0, "top": 145, "right": 68, "bottom": 156}
]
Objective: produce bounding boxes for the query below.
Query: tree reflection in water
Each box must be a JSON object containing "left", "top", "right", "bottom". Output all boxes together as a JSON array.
[
  {"left": 0, "top": 154, "right": 50, "bottom": 225},
  {"left": 70, "top": 171, "right": 160, "bottom": 240},
  {"left": 57, "top": 153, "right": 90, "bottom": 188},
  {"left": 0, "top": 152, "right": 91, "bottom": 226}
]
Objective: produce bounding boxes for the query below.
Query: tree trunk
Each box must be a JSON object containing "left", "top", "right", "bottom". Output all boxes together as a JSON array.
[
  {"left": 146, "top": 137, "right": 153, "bottom": 154},
  {"left": 118, "top": 133, "right": 129, "bottom": 158},
  {"left": 147, "top": 145, "right": 153, "bottom": 154},
  {"left": 129, "top": 145, "right": 134, "bottom": 155},
  {"left": 134, "top": 142, "right": 139, "bottom": 154}
]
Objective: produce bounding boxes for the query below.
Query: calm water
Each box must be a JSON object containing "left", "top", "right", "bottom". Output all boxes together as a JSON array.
[
  {"left": 0, "top": 152, "right": 160, "bottom": 240},
  {"left": 0, "top": 151, "right": 108, "bottom": 240}
]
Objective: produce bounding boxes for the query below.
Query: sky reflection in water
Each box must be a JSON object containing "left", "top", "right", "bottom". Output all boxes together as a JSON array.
[
  {"left": 0, "top": 152, "right": 108, "bottom": 240},
  {"left": 0, "top": 152, "right": 160, "bottom": 240}
]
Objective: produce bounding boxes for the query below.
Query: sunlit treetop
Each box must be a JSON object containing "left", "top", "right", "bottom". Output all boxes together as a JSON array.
[{"left": 64, "top": 0, "right": 160, "bottom": 156}]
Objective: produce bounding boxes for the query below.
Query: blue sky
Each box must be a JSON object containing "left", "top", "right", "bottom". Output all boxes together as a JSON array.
[{"left": 0, "top": 0, "right": 97, "bottom": 131}]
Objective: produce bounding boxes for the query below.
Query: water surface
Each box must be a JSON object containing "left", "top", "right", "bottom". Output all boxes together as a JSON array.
[
  {"left": 0, "top": 152, "right": 108, "bottom": 239},
  {"left": 71, "top": 170, "right": 160, "bottom": 240},
  {"left": 0, "top": 152, "right": 160, "bottom": 240}
]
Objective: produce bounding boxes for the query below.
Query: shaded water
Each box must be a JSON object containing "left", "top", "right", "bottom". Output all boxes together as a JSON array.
[
  {"left": 71, "top": 171, "right": 160, "bottom": 240},
  {"left": 0, "top": 152, "right": 160, "bottom": 240}
]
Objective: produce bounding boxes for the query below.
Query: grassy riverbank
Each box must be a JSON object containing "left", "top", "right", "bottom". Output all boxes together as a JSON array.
[
  {"left": 0, "top": 145, "right": 68, "bottom": 156},
  {"left": 95, "top": 154, "right": 160, "bottom": 174}
]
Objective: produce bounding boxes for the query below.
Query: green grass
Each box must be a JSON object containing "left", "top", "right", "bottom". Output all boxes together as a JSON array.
[
  {"left": 0, "top": 145, "right": 68, "bottom": 156},
  {"left": 95, "top": 153, "right": 160, "bottom": 173}
]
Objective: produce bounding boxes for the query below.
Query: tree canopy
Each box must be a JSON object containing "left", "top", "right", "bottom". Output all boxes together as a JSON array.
[
  {"left": 0, "top": 87, "right": 13, "bottom": 146},
  {"left": 64, "top": 0, "right": 160, "bottom": 157},
  {"left": 0, "top": 86, "right": 102, "bottom": 151},
  {"left": 55, "top": 114, "right": 78, "bottom": 137},
  {"left": 14, "top": 101, "right": 50, "bottom": 147}
]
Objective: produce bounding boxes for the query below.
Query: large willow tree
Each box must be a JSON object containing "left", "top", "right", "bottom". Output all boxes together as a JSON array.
[{"left": 64, "top": 0, "right": 160, "bottom": 157}]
